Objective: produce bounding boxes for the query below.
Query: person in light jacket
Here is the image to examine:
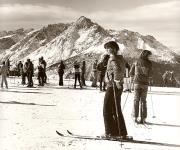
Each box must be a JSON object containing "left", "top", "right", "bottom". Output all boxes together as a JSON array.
[
  {"left": 1, "top": 61, "right": 8, "bottom": 89},
  {"left": 103, "top": 41, "right": 129, "bottom": 139},
  {"left": 129, "top": 50, "right": 153, "bottom": 124}
]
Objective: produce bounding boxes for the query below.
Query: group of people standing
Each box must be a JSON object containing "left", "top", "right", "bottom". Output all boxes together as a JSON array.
[
  {"left": 6, "top": 57, "right": 47, "bottom": 88},
  {"left": 162, "top": 70, "right": 176, "bottom": 87},
  {"left": 0, "top": 41, "right": 175, "bottom": 140}
]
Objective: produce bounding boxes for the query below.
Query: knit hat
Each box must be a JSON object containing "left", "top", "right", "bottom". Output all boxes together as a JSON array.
[
  {"left": 104, "top": 41, "right": 119, "bottom": 51},
  {"left": 140, "top": 50, "right": 152, "bottom": 59}
]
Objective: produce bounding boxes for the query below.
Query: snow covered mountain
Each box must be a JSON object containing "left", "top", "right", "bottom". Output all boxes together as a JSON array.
[{"left": 0, "top": 16, "right": 179, "bottom": 85}]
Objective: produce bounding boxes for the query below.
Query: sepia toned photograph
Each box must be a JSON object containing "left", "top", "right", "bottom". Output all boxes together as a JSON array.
[{"left": 0, "top": 0, "right": 180, "bottom": 149}]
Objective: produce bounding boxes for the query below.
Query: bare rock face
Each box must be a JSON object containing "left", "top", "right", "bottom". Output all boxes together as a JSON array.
[{"left": 0, "top": 37, "right": 16, "bottom": 51}]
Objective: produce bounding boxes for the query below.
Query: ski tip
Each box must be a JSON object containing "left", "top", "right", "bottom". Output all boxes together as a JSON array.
[
  {"left": 67, "top": 130, "right": 73, "bottom": 135},
  {"left": 56, "top": 130, "right": 64, "bottom": 136}
]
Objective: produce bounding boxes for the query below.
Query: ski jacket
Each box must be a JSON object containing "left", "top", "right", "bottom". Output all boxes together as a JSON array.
[
  {"left": 97, "top": 62, "right": 107, "bottom": 76},
  {"left": 92, "top": 62, "right": 98, "bottom": 72},
  {"left": 0, "top": 65, "right": 8, "bottom": 76},
  {"left": 105, "top": 55, "right": 126, "bottom": 87},
  {"left": 74, "top": 64, "right": 81, "bottom": 74},
  {"left": 26, "top": 61, "right": 34, "bottom": 74},
  {"left": 58, "top": 63, "right": 65, "bottom": 74},
  {"left": 129, "top": 58, "right": 152, "bottom": 85}
]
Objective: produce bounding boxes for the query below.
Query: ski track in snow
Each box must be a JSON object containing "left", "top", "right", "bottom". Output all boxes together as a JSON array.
[{"left": 0, "top": 76, "right": 180, "bottom": 150}]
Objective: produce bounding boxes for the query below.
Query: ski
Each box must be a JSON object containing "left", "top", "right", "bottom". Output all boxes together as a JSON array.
[{"left": 56, "top": 130, "right": 180, "bottom": 148}]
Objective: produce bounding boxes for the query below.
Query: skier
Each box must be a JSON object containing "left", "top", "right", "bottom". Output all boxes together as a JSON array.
[
  {"left": 22, "top": 62, "right": 28, "bottom": 85},
  {"left": 5, "top": 59, "right": 10, "bottom": 76},
  {"left": 58, "top": 60, "right": 65, "bottom": 86},
  {"left": 97, "top": 54, "right": 110, "bottom": 91},
  {"left": 103, "top": 41, "right": 130, "bottom": 139},
  {"left": 37, "top": 58, "right": 45, "bottom": 86},
  {"left": 123, "top": 62, "right": 131, "bottom": 92},
  {"left": 91, "top": 59, "right": 98, "bottom": 87},
  {"left": 169, "top": 71, "right": 176, "bottom": 87},
  {"left": 73, "top": 61, "right": 82, "bottom": 89},
  {"left": 81, "top": 60, "right": 86, "bottom": 86},
  {"left": 17, "top": 61, "right": 23, "bottom": 77},
  {"left": 162, "top": 71, "right": 169, "bottom": 87},
  {"left": 129, "top": 50, "right": 153, "bottom": 124},
  {"left": 40, "top": 56, "right": 47, "bottom": 84},
  {"left": 26, "top": 59, "right": 34, "bottom": 87},
  {"left": 0, "top": 61, "right": 9, "bottom": 89}
]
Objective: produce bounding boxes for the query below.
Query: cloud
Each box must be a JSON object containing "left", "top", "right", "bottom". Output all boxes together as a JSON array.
[
  {"left": 0, "top": 4, "right": 81, "bottom": 22},
  {"left": 0, "top": 1, "right": 179, "bottom": 50}
]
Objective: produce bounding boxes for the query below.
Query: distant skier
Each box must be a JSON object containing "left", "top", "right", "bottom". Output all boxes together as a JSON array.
[
  {"left": 130, "top": 50, "right": 153, "bottom": 124},
  {"left": 40, "top": 56, "right": 47, "bottom": 84},
  {"left": 162, "top": 71, "right": 169, "bottom": 87},
  {"left": 73, "top": 61, "right": 82, "bottom": 89},
  {"left": 22, "top": 62, "right": 28, "bottom": 85},
  {"left": 58, "top": 60, "right": 65, "bottom": 86},
  {"left": 123, "top": 62, "right": 131, "bottom": 92},
  {"left": 91, "top": 59, "right": 98, "bottom": 87},
  {"left": 0, "top": 61, "right": 9, "bottom": 89},
  {"left": 169, "top": 71, "right": 176, "bottom": 87},
  {"left": 17, "top": 61, "right": 23, "bottom": 77},
  {"left": 5, "top": 59, "right": 10, "bottom": 77},
  {"left": 81, "top": 60, "right": 86, "bottom": 86},
  {"left": 26, "top": 59, "right": 34, "bottom": 87},
  {"left": 97, "top": 54, "right": 110, "bottom": 91},
  {"left": 38, "top": 58, "right": 45, "bottom": 86},
  {"left": 103, "top": 41, "right": 130, "bottom": 139}
]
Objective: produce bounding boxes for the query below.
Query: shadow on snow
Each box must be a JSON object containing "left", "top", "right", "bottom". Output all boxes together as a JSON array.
[{"left": 0, "top": 101, "right": 56, "bottom": 107}]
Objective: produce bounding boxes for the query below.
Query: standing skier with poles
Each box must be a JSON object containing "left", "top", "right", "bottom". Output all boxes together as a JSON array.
[
  {"left": 129, "top": 50, "right": 153, "bottom": 124},
  {"left": 103, "top": 41, "right": 132, "bottom": 140}
]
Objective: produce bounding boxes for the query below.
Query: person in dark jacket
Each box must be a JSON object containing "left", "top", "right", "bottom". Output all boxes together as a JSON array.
[
  {"left": 97, "top": 54, "right": 110, "bottom": 91},
  {"left": 103, "top": 41, "right": 129, "bottom": 139},
  {"left": 129, "top": 50, "right": 153, "bottom": 124},
  {"left": 81, "top": 60, "right": 86, "bottom": 86},
  {"left": 5, "top": 59, "right": 10, "bottom": 77},
  {"left": 40, "top": 56, "right": 47, "bottom": 84},
  {"left": 73, "top": 61, "right": 82, "bottom": 89},
  {"left": 17, "top": 61, "right": 23, "bottom": 77},
  {"left": 38, "top": 58, "right": 45, "bottom": 86},
  {"left": 26, "top": 59, "right": 34, "bottom": 87},
  {"left": 162, "top": 71, "right": 169, "bottom": 87},
  {"left": 1, "top": 61, "right": 8, "bottom": 89},
  {"left": 22, "top": 62, "right": 28, "bottom": 85},
  {"left": 58, "top": 60, "right": 65, "bottom": 86}
]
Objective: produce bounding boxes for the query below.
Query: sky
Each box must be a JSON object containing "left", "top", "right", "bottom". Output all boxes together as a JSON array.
[{"left": 0, "top": 0, "right": 180, "bottom": 52}]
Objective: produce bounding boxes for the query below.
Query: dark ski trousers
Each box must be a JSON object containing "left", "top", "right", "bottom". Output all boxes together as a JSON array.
[
  {"left": 59, "top": 73, "right": 64, "bottom": 86},
  {"left": 74, "top": 73, "right": 82, "bottom": 88},
  {"left": 27, "top": 72, "right": 33, "bottom": 87},
  {"left": 22, "top": 72, "right": 27, "bottom": 85},
  {"left": 99, "top": 73, "right": 106, "bottom": 91},
  {"left": 38, "top": 72, "right": 44, "bottom": 86},
  {"left": 44, "top": 72, "right": 47, "bottom": 83},
  {"left": 81, "top": 73, "right": 86, "bottom": 86},
  {"left": 103, "top": 85, "right": 127, "bottom": 136}
]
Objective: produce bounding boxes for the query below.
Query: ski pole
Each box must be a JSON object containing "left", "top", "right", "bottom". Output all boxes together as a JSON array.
[
  {"left": 122, "top": 91, "right": 130, "bottom": 112},
  {"left": 112, "top": 76, "right": 123, "bottom": 147},
  {"left": 149, "top": 84, "right": 155, "bottom": 118}
]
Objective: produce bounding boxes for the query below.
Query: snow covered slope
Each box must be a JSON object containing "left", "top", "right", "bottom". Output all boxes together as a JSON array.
[{"left": 0, "top": 78, "right": 180, "bottom": 150}]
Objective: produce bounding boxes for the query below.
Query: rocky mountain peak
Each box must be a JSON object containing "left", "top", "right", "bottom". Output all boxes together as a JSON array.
[{"left": 74, "top": 16, "right": 94, "bottom": 29}]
